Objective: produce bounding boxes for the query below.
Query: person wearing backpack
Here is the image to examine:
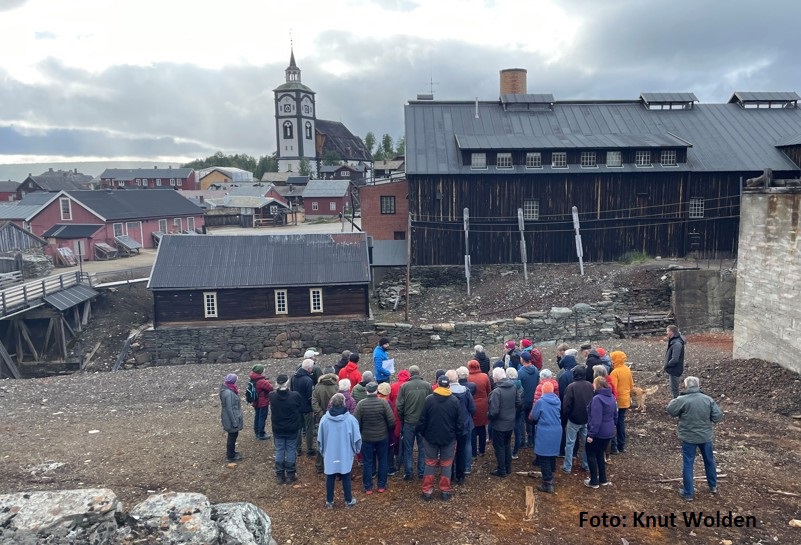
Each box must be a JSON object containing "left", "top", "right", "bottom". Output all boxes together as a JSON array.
[{"left": 248, "top": 364, "right": 273, "bottom": 441}]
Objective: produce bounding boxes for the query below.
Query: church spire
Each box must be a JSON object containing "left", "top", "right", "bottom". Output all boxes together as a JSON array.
[{"left": 286, "top": 47, "right": 301, "bottom": 83}]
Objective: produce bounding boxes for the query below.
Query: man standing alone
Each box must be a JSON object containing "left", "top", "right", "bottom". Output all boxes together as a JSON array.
[
  {"left": 373, "top": 338, "right": 392, "bottom": 384},
  {"left": 666, "top": 376, "right": 723, "bottom": 501},
  {"left": 663, "top": 325, "right": 686, "bottom": 399}
]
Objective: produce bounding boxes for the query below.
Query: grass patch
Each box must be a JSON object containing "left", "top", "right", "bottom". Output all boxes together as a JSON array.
[{"left": 619, "top": 250, "right": 650, "bottom": 264}]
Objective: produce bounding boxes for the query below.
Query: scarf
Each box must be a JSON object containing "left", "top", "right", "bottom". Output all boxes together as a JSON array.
[{"left": 225, "top": 383, "right": 239, "bottom": 395}]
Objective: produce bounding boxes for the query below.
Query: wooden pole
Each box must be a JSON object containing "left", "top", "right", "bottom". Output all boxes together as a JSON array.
[
  {"left": 42, "top": 318, "right": 54, "bottom": 356},
  {"left": 14, "top": 319, "right": 22, "bottom": 364},
  {"left": 464, "top": 207, "right": 471, "bottom": 296},
  {"left": 518, "top": 208, "right": 528, "bottom": 283},
  {"left": 17, "top": 320, "right": 39, "bottom": 362},
  {"left": 404, "top": 212, "right": 412, "bottom": 323},
  {"left": 59, "top": 317, "right": 67, "bottom": 361},
  {"left": 572, "top": 206, "right": 585, "bottom": 276},
  {"left": 0, "top": 339, "right": 21, "bottom": 379}
]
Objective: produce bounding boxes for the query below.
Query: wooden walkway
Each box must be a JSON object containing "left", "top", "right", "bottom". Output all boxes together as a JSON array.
[{"left": 0, "top": 271, "right": 85, "bottom": 319}]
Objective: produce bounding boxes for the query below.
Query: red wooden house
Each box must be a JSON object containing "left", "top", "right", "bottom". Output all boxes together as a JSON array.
[{"left": 302, "top": 179, "right": 353, "bottom": 220}]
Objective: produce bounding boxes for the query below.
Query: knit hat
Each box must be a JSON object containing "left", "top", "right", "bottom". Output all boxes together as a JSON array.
[
  {"left": 437, "top": 375, "right": 451, "bottom": 387},
  {"left": 520, "top": 351, "right": 532, "bottom": 362},
  {"left": 323, "top": 365, "right": 336, "bottom": 374},
  {"left": 379, "top": 337, "right": 389, "bottom": 346},
  {"left": 530, "top": 348, "right": 543, "bottom": 366},
  {"left": 596, "top": 348, "right": 606, "bottom": 358},
  {"left": 505, "top": 340, "right": 516, "bottom": 350},
  {"left": 377, "top": 383, "right": 391, "bottom": 396},
  {"left": 521, "top": 339, "right": 532, "bottom": 348},
  {"left": 276, "top": 374, "right": 289, "bottom": 386},
  {"left": 251, "top": 364, "right": 264, "bottom": 374},
  {"left": 366, "top": 382, "right": 379, "bottom": 394},
  {"left": 224, "top": 373, "right": 237, "bottom": 384},
  {"left": 542, "top": 381, "right": 554, "bottom": 394},
  {"left": 304, "top": 349, "right": 319, "bottom": 358},
  {"left": 540, "top": 369, "right": 553, "bottom": 379}
]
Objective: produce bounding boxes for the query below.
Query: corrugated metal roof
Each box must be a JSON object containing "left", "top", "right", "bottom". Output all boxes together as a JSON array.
[
  {"left": 66, "top": 189, "right": 203, "bottom": 221},
  {"left": 0, "top": 204, "right": 44, "bottom": 220},
  {"left": 405, "top": 98, "right": 801, "bottom": 174},
  {"left": 99, "top": 168, "right": 194, "bottom": 181},
  {"left": 776, "top": 133, "right": 801, "bottom": 146},
  {"left": 18, "top": 192, "right": 57, "bottom": 206},
  {"left": 500, "top": 94, "right": 554, "bottom": 104},
  {"left": 148, "top": 233, "right": 370, "bottom": 290},
  {"left": 302, "top": 179, "right": 351, "bottom": 198},
  {"left": 0, "top": 180, "right": 19, "bottom": 191},
  {"left": 729, "top": 91, "right": 801, "bottom": 103},
  {"left": 43, "top": 284, "right": 98, "bottom": 311},
  {"left": 455, "top": 133, "right": 687, "bottom": 150},
  {"left": 42, "top": 224, "right": 104, "bottom": 238},
  {"left": 641, "top": 92, "right": 698, "bottom": 104}
]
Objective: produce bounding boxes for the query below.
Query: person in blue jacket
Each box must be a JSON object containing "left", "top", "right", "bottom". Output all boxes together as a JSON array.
[
  {"left": 529, "top": 381, "right": 561, "bottom": 493},
  {"left": 318, "top": 393, "right": 362, "bottom": 508},
  {"left": 373, "top": 338, "right": 391, "bottom": 384}
]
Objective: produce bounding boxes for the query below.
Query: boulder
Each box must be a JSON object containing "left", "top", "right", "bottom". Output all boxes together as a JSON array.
[
  {"left": 123, "top": 492, "right": 218, "bottom": 544},
  {"left": 214, "top": 502, "right": 274, "bottom": 545}
]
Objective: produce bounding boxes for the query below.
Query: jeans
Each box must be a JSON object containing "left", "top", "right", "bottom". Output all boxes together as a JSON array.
[
  {"left": 512, "top": 410, "right": 524, "bottom": 455},
  {"left": 616, "top": 408, "right": 628, "bottom": 452},
  {"left": 669, "top": 374, "right": 681, "bottom": 398},
  {"left": 523, "top": 405, "right": 534, "bottom": 447},
  {"left": 491, "top": 428, "right": 513, "bottom": 474},
  {"left": 297, "top": 412, "right": 314, "bottom": 453},
  {"left": 274, "top": 434, "right": 298, "bottom": 476},
  {"left": 562, "top": 420, "right": 588, "bottom": 472},
  {"left": 682, "top": 441, "right": 717, "bottom": 498},
  {"left": 253, "top": 406, "right": 269, "bottom": 438},
  {"left": 471, "top": 425, "right": 487, "bottom": 456},
  {"left": 362, "top": 438, "right": 389, "bottom": 491},
  {"left": 454, "top": 432, "right": 469, "bottom": 480},
  {"left": 326, "top": 472, "right": 353, "bottom": 504},
  {"left": 421, "top": 439, "right": 456, "bottom": 494},
  {"left": 402, "top": 423, "right": 425, "bottom": 477},
  {"left": 226, "top": 431, "right": 238, "bottom": 459},
  {"left": 586, "top": 437, "right": 610, "bottom": 485},
  {"left": 539, "top": 455, "right": 556, "bottom": 482},
  {"left": 463, "top": 431, "right": 474, "bottom": 472}
]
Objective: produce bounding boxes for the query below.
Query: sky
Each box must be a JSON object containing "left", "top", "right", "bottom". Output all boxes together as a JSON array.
[{"left": 1, "top": 0, "right": 800, "bottom": 176}]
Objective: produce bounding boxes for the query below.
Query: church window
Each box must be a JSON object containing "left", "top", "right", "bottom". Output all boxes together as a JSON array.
[
  {"left": 283, "top": 121, "right": 293, "bottom": 139},
  {"left": 305, "top": 122, "right": 312, "bottom": 139}
]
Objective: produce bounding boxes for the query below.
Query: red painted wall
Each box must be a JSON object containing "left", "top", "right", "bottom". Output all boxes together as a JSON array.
[
  {"left": 359, "top": 179, "right": 408, "bottom": 240},
  {"left": 303, "top": 196, "right": 349, "bottom": 217},
  {"left": 100, "top": 171, "right": 198, "bottom": 190}
]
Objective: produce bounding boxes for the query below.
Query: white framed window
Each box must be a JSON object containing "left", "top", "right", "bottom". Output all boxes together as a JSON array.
[
  {"left": 661, "top": 150, "right": 677, "bottom": 166},
  {"left": 606, "top": 151, "right": 623, "bottom": 167},
  {"left": 59, "top": 197, "right": 72, "bottom": 221},
  {"left": 635, "top": 151, "right": 651, "bottom": 166},
  {"left": 329, "top": 202, "right": 337, "bottom": 211},
  {"left": 552, "top": 152, "right": 567, "bottom": 168},
  {"left": 470, "top": 153, "right": 486, "bottom": 169},
  {"left": 158, "top": 219, "right": 168, "bottom": 232},
  {"left": 169, "top": 178, "right": 175, "bottom": 184},
  {"left": 496, "top": 152, "right": 513, "bottom": 169},
  {"left": 113, "top": 223, "right": 125, "bottom": 236},
  {"left": 689, "top": 198, "right": 705, "bottom": 218},
  {"left": 341, "top": 170, "right": 350, "bottom": 178},
  {"left": 523, "top": 199, "right": 540, "bottom": 221},
  {"left": 135, "top": 179, "right": 142, "bottom": 186},
  {"left": 525, "top": 152, "right": 542, "bottom": 168},
  {"left": 187, "top": 217, "right": 196, "bottom": 231},
  {"left": 177, "top": 179, "right": 182, "bottom": 186},
  {"left": 580, "top": 151, "right": 597, "bottom": 167},
  {"left": 156, "top": 179, "right": 162, "bottom": 186},
  {"left": 173, "top": 218, "right": 182, "bottom": 231},
  {"left": 310, "top": 288, "right": 323, "bottom": 313},
  {"left": 275, "top": 289, "right": 288, "bottom": 314},
  {"left": 270, "top": 205, "right": 278, "bottom": 215},
  {"left": 311, "top": 202, "right": 319, "bottom": 211},
  {"left": 117, "top": 180, "right": 125, "bottom": 187},
  {"left": 203, "top": 292, "right": 218, "bottom": 318}
]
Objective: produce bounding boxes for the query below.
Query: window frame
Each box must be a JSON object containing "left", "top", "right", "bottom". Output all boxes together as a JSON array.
[
  {"left": 113, "top": 223, "right": 125, "bottom": 237},
  {"left": 158, "top": 219, "right": 168, "bottom": 233},
  {"left": 660, "top": 149, "right": 677, "bottom": 166},
  {"left": 606, "top": 151, "right": 623, "bottom": 168},
  {"left": 187, "top": 217, "right": 196, "bottom": 232},
  {"left": 551, "top": 152, "right": 567, "bottom": 168},
  {"left": 635, "top": 150, "right": 652, "bottom": 167},
  {"left": 523, "top": 199, "right": 540, "bottom": 221},
  {"left": 275, "top": 289, "right": 288, "bottom": 314},
  {"left": 380, "top": 195, "right": 396, "bottom": 215},
  {"left": 525, "top": 152, "right": 542, "bottom": 169},
  {"left": 496, "top": 152, "right": 513, "bottom": 169},
  {"left": 470, "top": 152, "right": 487, "bottom": 169},
  {"left": 59, "top": 197, "right": 72, "bottom": 221},
  {"left": 155, "top": 178, "right": 162, "bottom": 186},
  {"left": 173, "top": 218, "right": 182, "bottom": 231},
  {"left": 203, "top": 291, "right": 218, "bottom": 318},
  {"left": 689, "top": 198, "right": 705, "bottom": 219},
  {"left": 309, "top": 288, "right": 323, "bottom": 313},
  {"left": 311, "top": 201, "right": 319, "bottom": 211},
  {"left": 283, "top": 120, "right": 293, "bottom": 139},
  {"left": 117, "top": 180, "right": 125, "bottom": 187},
  {"left": 580, "top": 151, "right": 597, "bottom": 168},
  {"left": 329, "top": 202, "right": 337, "bottom": 211}
]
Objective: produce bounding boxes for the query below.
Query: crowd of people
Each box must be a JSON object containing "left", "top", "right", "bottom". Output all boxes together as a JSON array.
[{"left": 218, "top": 326, "right": 724, "bottom": 507}]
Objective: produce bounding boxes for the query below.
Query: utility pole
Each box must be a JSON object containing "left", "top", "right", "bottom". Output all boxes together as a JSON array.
[
  {"left": 404, "top": 212, "right": 412, "bottom": 322},
  {"left": 572, "top": 206, "right": 585, "bottom": 276},
  {"left": 464, "top": 207, "right": 471, "bottom": 295},
  {"left": 518, "top": 208, "right": 528, "bottom": 283}
]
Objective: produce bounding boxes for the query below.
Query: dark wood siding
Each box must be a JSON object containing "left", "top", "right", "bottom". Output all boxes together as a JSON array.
[
  {"left": 154, "top": 285, "right": 369, "bottom": 326},
  {"left": 407, "top": 170, "right": 777, "bottom": 264}
]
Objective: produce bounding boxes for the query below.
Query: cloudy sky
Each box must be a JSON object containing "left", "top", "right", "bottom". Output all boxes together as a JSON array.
[{"left": 1, "top": 0, "right": 799, "bottom": 172}]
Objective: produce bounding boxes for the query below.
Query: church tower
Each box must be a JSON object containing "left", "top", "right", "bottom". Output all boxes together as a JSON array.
[{"left": 274, "top": 49, "right": 317, "bottom": 173}]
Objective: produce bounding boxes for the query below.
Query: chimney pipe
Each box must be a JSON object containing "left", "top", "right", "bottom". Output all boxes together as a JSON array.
[{"left": 500, "top": 68, "right": 527, "bottom": 95}]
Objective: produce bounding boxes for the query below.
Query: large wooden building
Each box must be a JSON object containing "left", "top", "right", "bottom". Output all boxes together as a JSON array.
[
  {"left": 405, "top": 75, "right": 801, "bottom": 264},
  {"left": 148, "top": 233, "right": 371, "bottom": 327}
]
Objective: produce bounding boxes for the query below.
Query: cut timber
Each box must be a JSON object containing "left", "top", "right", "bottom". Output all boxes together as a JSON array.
[
  {"left": 767, "top": 489, "right": 800, "bottom": 497},
  {"left": 82, "top": 341, "right": 102, "bottom": 371},
  {"left": 17, "top": 320, "right": 39, "bottom": 361},
  {"left": 524, "top": 486, "right": 535, "bottom": 521},
  {"left": 113, "top": 324, "right": 150, "bottom": 371},
  {"left": 0, "top": 339, "right": 21, "bottom": 379}
]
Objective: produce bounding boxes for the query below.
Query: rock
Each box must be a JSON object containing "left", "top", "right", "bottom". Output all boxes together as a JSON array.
[
  {"left": 550, "top": 307, "right": 573, "bottom": 319},
  {"left": 573, "top": 303, "right": 595, "bottom": 312},
  {"left": 214, "top": 502, "right": 273, "bottom": 545},
  {"left": 514, "top": 317, "right": 529, "bottom": 325},
  {"left": 125, "top": 492, "right": 218, "bottom": 544}
]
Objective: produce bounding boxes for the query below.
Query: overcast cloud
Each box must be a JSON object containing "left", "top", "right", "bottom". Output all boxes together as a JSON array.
[{"left": 1, "top": 0, "right": 800, "bottom": 175}]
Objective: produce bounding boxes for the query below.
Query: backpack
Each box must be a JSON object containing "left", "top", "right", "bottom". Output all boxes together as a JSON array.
[{"left": 246, "top": 379, "right": 259, "bottom": 405}]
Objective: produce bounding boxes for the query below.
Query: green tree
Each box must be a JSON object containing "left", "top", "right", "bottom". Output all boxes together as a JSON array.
[
  {"left": 395, "top": 135, "right": 405, "bottom": 157},
  {"left": 322, "top": 150, "right": 342, "bottom": 166},
  {"left": 298, "top": 158, "right": 312, "bottom": 176},
  {"left": 364, "top": 132, "right": 376, "bottom": 155},
  {"left": 381, "top": 133, "right": 394, "bottom": 158},
  {"left": 255, "top": 153, "right": 278, "bottom": 180}
]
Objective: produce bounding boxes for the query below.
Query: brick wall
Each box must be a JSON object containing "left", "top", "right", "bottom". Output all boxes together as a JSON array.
[
  {"left": 733, "top": 189, "right": 801, "bottom": 373},
  {"left": 360, "top": 179, "right": 408, "bottom": 240}
]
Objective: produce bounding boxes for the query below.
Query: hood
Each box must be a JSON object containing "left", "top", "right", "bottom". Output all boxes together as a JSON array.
[
  {"left": 572, "top": 365, "right": 587, "bottom": 381},
  {"left": 318, "top": 373, "right": 338, "bottom": 385},
  {"left": 450, "top": 383, "right": 467, "bottom": 395},
  {"left": 397, "top": 369, "right": 411, "bottom": 383},
  {"left": 671, "top": 334, "right": 687, "bottom": 347},
  {"left": 610, "top": 351, "right": 627, "bottom": 369},
  {"left": 520, "top": 365, "right": 539, "bottom": 378},
  {"left": 468, "top": 360, "right": 481, "bottom": 372},
  {"left": 529, "top": 348, "right": 543, "bottom": 367},
  {"left": 294, "top": 367, "right": 309, "bottom": 378},
  {"left": 248, "top": 372, "right": 265, "bottom": 381},
  {"left": 561, "top": 355, "right": 577, "bottom": 370},
  {"left": 540, "top": 392, "right": 560, "bottom": 406},
  {"left": 495, "top": 379, "right": 515, "bottom": 390},
  {"left": 327, "top": 406, "right": 349, "bottom": 419},
  {"left": 344, "top": 361, "right": 358, "bottom": 373}
]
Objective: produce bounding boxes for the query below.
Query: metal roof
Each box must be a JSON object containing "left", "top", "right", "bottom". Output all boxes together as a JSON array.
[
  {"left": 18, "top": 192, "right": 58, "bottom": 206},
  {"left": 302, "top": 179, "right": 351, "bottom": 198},
  {"left": 66, "top": 189, "right": 203, "bottom": 221},
  {"left": 641, "top": 92, "right": 698, "bottom": 104},
  {"left": 405, "top": 97, "right": 801, "bottom": 175},
  {"left": 455, "top": 133, "right": 687, "bottom": 150},
  {"left": 43, "top": 284, "right": 99, "bottom": 311},
  {"left": 0, "top": 180, "right": 19, "bottom": 191},
  {"left": 99, "top": 168, "right": 194, "bottom": 181},
  {"left": 501, "top": 93, "right": 554, "bottom": 104},
  {"left": 0, "top": 204, "right": 45, "bottom": 221},
  {"left": 42, "top": 224, "right": 104, "bottom": 238},
  {"left": 148, "top": 233, "right": 370, "bottom": 290},
  {"left": 728, "top": 91, "right": 801, "bottom": 104}
]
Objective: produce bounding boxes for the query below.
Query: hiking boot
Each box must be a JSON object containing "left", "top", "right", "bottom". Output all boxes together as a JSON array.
[
  {"left": 490, "top": 469, "right": 508, "bottom": 478},
  {"left": 345, "top": 498, "right": 357, "bottom": 508},
  {"left": 583, "top": 479, "right": 599, "bottom": 489},
  {"left": 421, "top": 493, "right": 433, "bottom": 501},
  {"left": 276, "top": 473, "right": 285, "bottom": 485},
  {"left": 403, "top": 474, "right": 413, "bottom": 481},
  {"left": 226, "top": 453, "right": 243, "bottom": 462},
  {"left": 709, "top": 485, "right": 718, "bottom": 494},
  {"left": 441, "top": 491, "right": 452, "bottom": 501},
  {"left": 325, "top": 501, "right": 333, "bottom": 509},
  {"left": 286, "top": 473, "right": 297, "bottom": 483},
  {"left": 537, "top": 482, "right": 554, "bottom": 494},
  {"left": 678, "top": 489, "right": 694, "bottom": 502},
  {"left": 365, "top": 490, "right": 373, "bottom": 495}
]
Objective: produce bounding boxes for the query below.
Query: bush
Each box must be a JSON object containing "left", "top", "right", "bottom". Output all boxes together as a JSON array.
[{"left": 619, "top": 251, "right": 649, "bottom": 264}]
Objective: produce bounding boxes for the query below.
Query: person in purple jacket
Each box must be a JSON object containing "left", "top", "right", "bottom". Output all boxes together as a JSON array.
[{"left": 584, "top": 376, "right": 617, "bottom": 489}]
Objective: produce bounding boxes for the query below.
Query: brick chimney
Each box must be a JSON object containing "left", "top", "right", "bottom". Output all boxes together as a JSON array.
[{"left": 500, "top": 68, "right": 527, "bottom": 95}]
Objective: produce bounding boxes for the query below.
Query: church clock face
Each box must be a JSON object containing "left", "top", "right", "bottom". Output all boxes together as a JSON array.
[
  {"left": 303, "top": 104, "right": 311, "bottom": 115},
  {"left": 283, "top": 104, "right": 292, "bottom": 113}
]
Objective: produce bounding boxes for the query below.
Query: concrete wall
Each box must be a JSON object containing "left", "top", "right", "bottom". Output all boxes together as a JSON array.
[
  {"left": 673, "top": 269, "right": 736, "bottom": 333},
  {"left": 733, "top": 189, "right": 801, "bottom": 373}
]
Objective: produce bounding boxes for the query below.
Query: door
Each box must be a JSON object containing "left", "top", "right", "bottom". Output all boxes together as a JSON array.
[{"left": 125, "top": 221, "right": 143, "bottom": 245}]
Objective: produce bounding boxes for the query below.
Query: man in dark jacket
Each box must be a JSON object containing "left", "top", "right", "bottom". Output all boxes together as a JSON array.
[
  {"left": 667, "top": 376, "right": 723, "bottom": 501},
  {"left": 269, "top": 374, "right": 303, "bottom": 484},
  {"left": 663, "top": 324, "right": 686, "bottom": 398},
  {"left": 488, "top": 367, "right": 521, "bottom": 477},
  {"left": 456, "top": 366, "right": 477, "bottom": 474},
  {"left": 292, "top": 359, "right": 316, "bottom": 456},
  {"left": 556, "top": 353, "right": 578, "bottom": 456},
  {"left": 518, "top": 352, "right": 540, "bottom": 448},
  {"left": 474, "top": 345, "right": 491, "bottom": 375},
  {"left": 418, "top": 374, "right": 463, "bottom": 501},
  {"left": 248, "top": 364, "right": 273, "bottom": 440},
  {"left": 584, "top": 350, "right": 604, "bottom": 383},
  {"left": 396, "top": 366, "right": 430, "bottom": 480},
  {"left": 447, "top": 370, "right": 475, "bottom": 485},
  {"left": 312, "top": 366, "right": 340, "bottom": 473},
  {"left": 354, "top": 382, "right": 396, "bottom": 493},
  {"left": 561, "top": 365, "right": 594, "bottom": 473}
]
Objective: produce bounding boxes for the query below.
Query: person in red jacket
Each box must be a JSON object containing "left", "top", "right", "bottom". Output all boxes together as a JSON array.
[
  {"left": 338, "top": 353, "right": 362, "bottom": 391},
  {"left": 249, "top": 364, "right": 273, "bottom": 440},
  {"left": 467, "top": 359, "right": 491, "bottom": 458}
]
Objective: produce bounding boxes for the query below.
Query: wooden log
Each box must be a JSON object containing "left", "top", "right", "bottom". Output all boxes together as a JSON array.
[
  {"left": 14, "top": 320, "right": 22, "bottom": 364},
  {"left": 42, "top": 317, "right": 54, "bottom": 355},
  {"left": 81, "top": 341, "right": 102, "bottom": 371},
  {"left": 766, "top": 489, "right": 800, "bottom": 497},
  {"left": 81, "top": 301, "right": 91, "bottom": 325},
  {"left": 59, "top": 317, "right": 67, "bottom": 361},
  {"left": 73, "top": 307, "right": 81, "bottom": 332},
  {"left": 17, "top": 320, "right": 39, "bottom": 361},
  {"left": 62, "top": 315, "right": 75, "bottom": 338},
  {"left": 524, "top": 486, "right": 535, "bottom": 521},
  {"left": 0, "top": 339, "right": 21, "bottom": 379}
]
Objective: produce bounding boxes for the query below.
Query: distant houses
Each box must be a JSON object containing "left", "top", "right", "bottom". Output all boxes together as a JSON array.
[
  {"left": 16, "top": 169, "right": 93, "bottom": 200},
  {"left": 302, "top": 179, "right": 354, "bottom": 220},
  {"left": 99, "top": 167, "right": 198, "bottom": 190}
]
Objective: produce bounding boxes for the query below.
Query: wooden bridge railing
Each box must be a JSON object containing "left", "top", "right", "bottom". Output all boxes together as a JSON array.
[{"left": 0, "top": 271, "right": 83, "bottom": 318}]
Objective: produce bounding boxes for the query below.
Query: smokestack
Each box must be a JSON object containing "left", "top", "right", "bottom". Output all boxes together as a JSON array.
[{"left": 500, "top": 68, "right": 527, "bottom": 95}]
